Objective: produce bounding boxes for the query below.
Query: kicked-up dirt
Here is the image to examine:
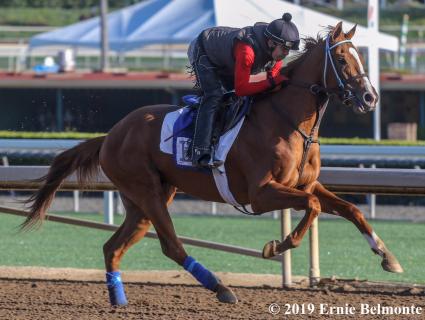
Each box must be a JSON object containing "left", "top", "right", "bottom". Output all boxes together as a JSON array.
[{"left": 0, "top": 267, "right": 423, "bottom": 320}]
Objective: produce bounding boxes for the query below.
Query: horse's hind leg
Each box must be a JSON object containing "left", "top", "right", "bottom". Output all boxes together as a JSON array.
[
  {"left": 122, "top": 177, "right": 238, "bottom": 304},
  {"left": 102, "top": 193, "right": 152, "bottom": 306},
  {"left": 312, "top": 182, "right": 403, "bottom": 273}
]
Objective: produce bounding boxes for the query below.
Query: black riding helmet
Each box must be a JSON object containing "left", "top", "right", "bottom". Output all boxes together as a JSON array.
[{"left": 264, "top": 13, "right": 300, "bottom": 50}]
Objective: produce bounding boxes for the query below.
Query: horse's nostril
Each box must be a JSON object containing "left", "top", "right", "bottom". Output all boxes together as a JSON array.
[{"left": 363, "top": 92, "right": 374, "bottom": 104}]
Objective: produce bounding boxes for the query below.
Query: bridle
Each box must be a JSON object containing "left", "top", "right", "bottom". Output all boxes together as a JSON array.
[
  {"left": 288, "top": 35, "right": 367, "bottom": 104},
  {"left": 323, "top": 36, "right": 367, "bottom": 107},
  {"left": 239, "top": 35, "right": 367, "bottom": 215},
  {"left": 271, "top": 35, "right": 367, "bottom": 188}
]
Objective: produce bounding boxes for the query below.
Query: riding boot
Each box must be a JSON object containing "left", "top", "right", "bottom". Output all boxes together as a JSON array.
[
  {"left": 192, "top": 94, "right": 222, "bottom": 168},
  {"left": 189, "top": 43, "right": 225, "bottom": 168}
]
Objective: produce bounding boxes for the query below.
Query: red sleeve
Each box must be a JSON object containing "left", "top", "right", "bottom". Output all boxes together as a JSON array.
[
  {"left": 233, "top": 41, "right": 288, "bottom": 97},
  {"left": 268, "top": 60, "right": 284, "bottom": 78}
]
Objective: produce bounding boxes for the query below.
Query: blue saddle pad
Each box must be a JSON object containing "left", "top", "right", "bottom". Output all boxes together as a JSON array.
[
  {"left": 172, "top": 94, "right": 250, "bottom": 170},
  {"left": 182, "top": 94, "right": 201, "bottom": 106}
]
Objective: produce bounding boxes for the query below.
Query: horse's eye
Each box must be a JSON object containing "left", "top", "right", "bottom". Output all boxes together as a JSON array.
[{"left": 338, "top": 57, "right": 347, "bottom": 65}]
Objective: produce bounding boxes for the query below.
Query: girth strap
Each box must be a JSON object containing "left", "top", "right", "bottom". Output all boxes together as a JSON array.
[{"left": 233, "top": 204, "right": 259, "bottom": 215}]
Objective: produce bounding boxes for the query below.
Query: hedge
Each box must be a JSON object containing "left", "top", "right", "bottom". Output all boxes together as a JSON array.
[
  {"left": 1, "top": 131, "right": 425, "bottom": 146},
  {"left": 0, "top": 1, "right": 138, "bottom": 9},
  {"left": 0, "top": 130, "right": 104, "bottom": 139}
]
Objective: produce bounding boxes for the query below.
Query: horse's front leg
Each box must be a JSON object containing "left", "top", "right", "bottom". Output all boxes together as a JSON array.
[
  {"left": 249, "top": 181, "right": 322, "bottom": 258},
  {"left": 312, "top": 182, "right": 403, "bottom": 273}
]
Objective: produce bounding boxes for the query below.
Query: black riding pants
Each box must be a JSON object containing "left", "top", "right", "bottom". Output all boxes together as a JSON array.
[{"left": 189, "top": 39, "right": 231, "bottom": 157}]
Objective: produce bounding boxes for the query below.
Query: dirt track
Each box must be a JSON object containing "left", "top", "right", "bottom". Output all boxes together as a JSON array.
[{"left": 0, "top": 267, "right": 424, "bottom": 320}]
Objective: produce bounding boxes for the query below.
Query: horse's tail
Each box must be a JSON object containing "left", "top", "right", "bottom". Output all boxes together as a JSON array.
[{"left": 21, "top": 136, "right": 106, "bottom": 230}]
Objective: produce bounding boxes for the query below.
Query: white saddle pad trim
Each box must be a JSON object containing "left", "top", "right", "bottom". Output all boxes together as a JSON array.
[
  {"left": 159, "top": 107, "right": 244, "bottom": 206},
  {"left": 212, "top": 117, "right": 245, "bottom": 207},
  {"left": 160, "top": 107, "right": 186, "bottom": 154}
]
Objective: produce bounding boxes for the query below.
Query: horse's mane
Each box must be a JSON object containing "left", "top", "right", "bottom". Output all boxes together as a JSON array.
[{"left": 281, "top": 27, "right": 334, "bottom": 78}]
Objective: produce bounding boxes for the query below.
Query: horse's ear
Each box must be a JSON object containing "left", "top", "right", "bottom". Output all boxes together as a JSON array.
[
  {"left": 331, "top": 21, "right": 343, "bottom": 41},
  {"left": 345, "top": 24, "right": 357, "bottom": 40}
]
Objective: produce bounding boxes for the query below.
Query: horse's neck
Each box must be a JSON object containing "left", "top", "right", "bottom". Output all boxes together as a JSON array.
[
  {"left": 275, "top": 44, "right": 326, "bottom": 135},
  {"left": 291, "top": 46, "right": 325, "bottom": 93}
]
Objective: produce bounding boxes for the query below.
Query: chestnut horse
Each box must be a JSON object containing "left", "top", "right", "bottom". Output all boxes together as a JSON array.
[{"left": 22, "top": 22, "right": 403, "bottom": 306}]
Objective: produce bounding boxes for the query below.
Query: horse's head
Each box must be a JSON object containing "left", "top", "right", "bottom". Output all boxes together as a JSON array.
[{"left": 326, "top": 22, "right": 378, "bottom": 114}]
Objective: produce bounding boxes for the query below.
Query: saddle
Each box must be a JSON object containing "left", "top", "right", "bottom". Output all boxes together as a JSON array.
[{"left": 183, "top": 92, "right": 252, "bottom": 148}]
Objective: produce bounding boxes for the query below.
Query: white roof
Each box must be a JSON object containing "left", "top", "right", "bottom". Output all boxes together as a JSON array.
[
  {"left": 215, "top": 0, "right": 398, "bottom": 51},
  {"left": 30, "top": 0, "right": 398, "bottom": 52}
]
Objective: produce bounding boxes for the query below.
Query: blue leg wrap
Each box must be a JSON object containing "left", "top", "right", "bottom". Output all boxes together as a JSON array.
[
  {"left": 106, "top": 271, "right": 128, "bottom": 306},
  {"left": 183, "top": 256, "right": 220, "bottom": 291}
]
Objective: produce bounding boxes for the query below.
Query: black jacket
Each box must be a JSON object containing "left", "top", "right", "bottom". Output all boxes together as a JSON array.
[{"left": 200, "top": 23, "right": 274, "bottom": 83}]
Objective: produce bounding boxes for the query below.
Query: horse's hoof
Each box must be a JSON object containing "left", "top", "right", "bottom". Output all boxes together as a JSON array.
[
  {"left": 382, "top": 259, "right": 404, "bottom": 273},
  {"left": 262, "top": 240, "right": 279, "bottom": 259},
  {"left": 216, "top": 284, "right": 238, "bottom": 304},
  {"left": 372, "top": 244, "right": 404, "bottom": 274},
  {"left": 379, "top": 249, "right": 404, "bottom": 273}
]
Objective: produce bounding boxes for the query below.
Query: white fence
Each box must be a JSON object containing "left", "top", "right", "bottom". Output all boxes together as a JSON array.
[
  {"left": 0, "top": 165, "right": 424, "bottom": 288},
  {"left": 3, "top": 139, "right": 425, "bottom": 163}
]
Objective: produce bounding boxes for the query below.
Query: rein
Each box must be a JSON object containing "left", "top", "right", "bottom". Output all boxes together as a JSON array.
[{"left": 273, "top": 36, "right": 355, "bottom": 187}]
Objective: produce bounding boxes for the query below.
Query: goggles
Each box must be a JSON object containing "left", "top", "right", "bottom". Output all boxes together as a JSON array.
[
  {"left": 265, "top": 27, "right": 300, "bottom": 50},
  {"left": 276, "top": 39, "right": 300, "bottom": 51}
]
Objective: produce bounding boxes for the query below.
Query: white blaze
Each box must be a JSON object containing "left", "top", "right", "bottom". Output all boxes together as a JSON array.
[{"left": 348, "top": 47, "right": 374, "bottom": 93}]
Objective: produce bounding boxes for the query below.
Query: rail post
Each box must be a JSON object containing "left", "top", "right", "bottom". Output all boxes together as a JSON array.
[
  {"left": 103, "top": 191, "right": 114, "bottom": 224},
  {"left": 370, "top": 164, "right": 377, "bottom": 219},
  {"left": 281, "top": 209, "right": 292, "bottom": 287},
  {"left": 309, "top": 217, "right": 320, "bottom": 286},
  {"left": 73, "top": 190, "right": 79, "bottom": 212}
]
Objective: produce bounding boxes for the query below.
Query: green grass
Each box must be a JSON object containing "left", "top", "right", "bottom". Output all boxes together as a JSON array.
[
  {"left": 0, "top": 7, "right": 92, "bottom": 27},
  {"left": 0, "top": 211, "right": 424, "bottom": 284}
]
